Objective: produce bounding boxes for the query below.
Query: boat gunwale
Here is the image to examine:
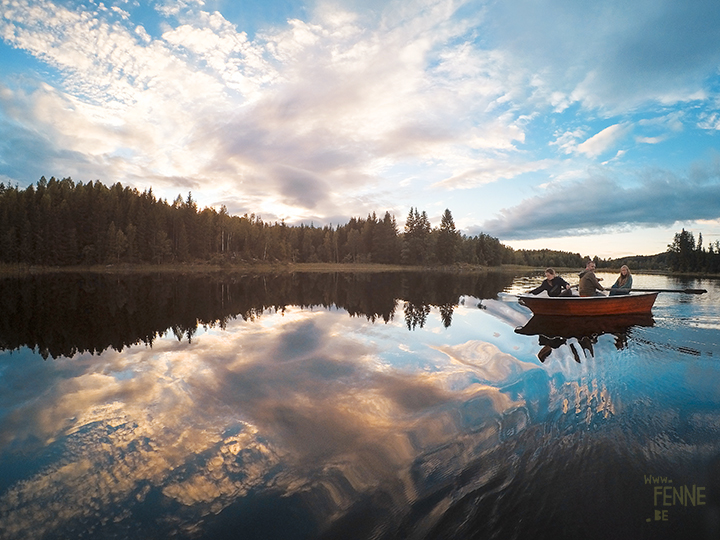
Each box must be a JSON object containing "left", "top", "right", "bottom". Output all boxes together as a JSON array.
[{"left": 517, "top": 291, "right": 659, "bottom": 300}]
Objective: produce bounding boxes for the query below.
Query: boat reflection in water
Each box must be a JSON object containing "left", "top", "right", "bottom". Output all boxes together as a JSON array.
[{"left": 515, "top": 313, "right": 655, "bottom": 363}]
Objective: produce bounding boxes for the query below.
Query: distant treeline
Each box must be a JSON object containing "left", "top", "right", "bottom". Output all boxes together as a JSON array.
[
  {"left": 3, "top": 177, "right": 712, "bottom": 272},
  {"left": 595, "top": 253, "right": 670, "bottom": 271},
  {"left": 593, "top": 229, "right": 720, "bottom": 273},
  {"left": 505, "top": 248, "right": 586, "bottom": 269},
  {"left": 0, "top": 177, "right": 511, "bottom": 266}
]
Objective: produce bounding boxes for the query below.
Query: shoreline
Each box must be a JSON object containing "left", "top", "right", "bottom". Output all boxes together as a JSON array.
[
  {"left": 1, "top": 261, "right": 718, "bottom": 278},
  {"left": 0, "top": 261, "right": 512, "bottom": 277}
]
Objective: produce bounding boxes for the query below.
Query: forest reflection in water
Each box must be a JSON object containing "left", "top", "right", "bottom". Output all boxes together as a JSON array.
[
  {"left": 0, "top": 271, "right": 514, "bottom": 359},
  {"left": 1, "top": 271, "right": 720, "bottom": 540}
]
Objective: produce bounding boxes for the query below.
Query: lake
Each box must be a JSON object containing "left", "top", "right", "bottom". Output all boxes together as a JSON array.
[{"left": 1, "top": 270, "right": 719, "bottom": 540}]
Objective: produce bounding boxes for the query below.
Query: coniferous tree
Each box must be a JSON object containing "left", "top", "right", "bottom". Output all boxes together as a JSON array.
[
  {"left": 402, "top": 207, "right": 431, "bottom": 264},
  {"left": 436, "top": 208, "right": 459, "bottom": 264},
  {"left": 374, "top": 211, "right": 400, "bottom": 264},
  {"left": 667, "top": 229, "right": 696, "bottom": 272}
]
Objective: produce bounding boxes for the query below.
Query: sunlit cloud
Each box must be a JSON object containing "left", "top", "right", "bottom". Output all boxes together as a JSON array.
[{"left": 0, "top": 0, "right": 538, "bottom": 221}]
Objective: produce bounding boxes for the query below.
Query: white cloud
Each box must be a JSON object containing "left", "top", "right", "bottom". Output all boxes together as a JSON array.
[
  {"left": 433, "top": 159, "right": 553, "bottom": 190},
  {"left": 550, "top": 129, "right": 585, "bottom": 155},
  {"left": 636, "top": 136, "right": 665, "bottom": 145},
  {"left": 110, "top": 5, "right": 130, "bottom": 19},
  {"left": 576, "top": 123, "right": 631, "bottom": 157},
  {"left": 698, "top": 113, "right": 720, "bottom": 131},
  {"left": 638, "top": 111, "right": 684, "bottom": 132},
  {"left": 134, "top": 24, "right": 151, "bottom": 43}
]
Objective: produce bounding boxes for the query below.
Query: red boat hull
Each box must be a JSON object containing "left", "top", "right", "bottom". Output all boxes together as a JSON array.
[{"left": 518, "top": 292, "right": 659, "bottom": 316}]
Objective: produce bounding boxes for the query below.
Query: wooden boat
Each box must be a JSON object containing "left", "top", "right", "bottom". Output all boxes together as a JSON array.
[{"left": 517, "top": 291, "right": 658, "bottom": 316}]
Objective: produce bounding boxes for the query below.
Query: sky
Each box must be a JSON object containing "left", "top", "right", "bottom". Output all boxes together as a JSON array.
[{"left": 1, "top": 0, "right": 720, "bottom": 258}]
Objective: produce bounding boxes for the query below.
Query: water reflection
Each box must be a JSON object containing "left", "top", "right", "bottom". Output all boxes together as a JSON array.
[
  {"left": 0, "top": 304, "right": 537, "bottom": 540},
  {"left": 1, "top": 272, "right": 720, "bottom": 540},
  {"left": 516, "top": 313, "right": 655, "bottom": 362},
  {"left": 0, "top": 271, "right": 514, "bottom": 359}
]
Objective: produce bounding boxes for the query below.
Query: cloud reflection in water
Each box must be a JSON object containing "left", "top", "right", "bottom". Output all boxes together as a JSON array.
[{"left": 0, "top": 304, "right": 539, "bottom": 539}]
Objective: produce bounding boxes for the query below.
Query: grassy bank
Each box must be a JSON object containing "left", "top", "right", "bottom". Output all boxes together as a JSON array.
[
  {"left": 3, "top": 261, "right": 716, "bottom": 278},
  {"left": 0, "top": 261, "right": 524, "bottom": 277}
]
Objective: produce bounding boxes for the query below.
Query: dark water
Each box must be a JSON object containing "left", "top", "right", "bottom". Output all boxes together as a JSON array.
[{"left": 1, "top": 271, "right": 719, "bottom": 540}]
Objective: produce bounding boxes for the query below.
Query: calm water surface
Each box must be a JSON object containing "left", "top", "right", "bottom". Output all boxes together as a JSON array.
[{"left": 1, "top": 271, "right": 719, "bottom": 540}]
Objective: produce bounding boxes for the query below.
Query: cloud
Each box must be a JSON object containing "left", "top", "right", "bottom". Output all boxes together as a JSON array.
[
  {"left": 699, "top": 113, "right": 720, "bottom": 131},
  {"left": 479, "top": 162, "right": 720, "bottom": 240},
  {"left": 433, "top": 159, "right": 553, "bottom": 189},
  {"left": 0, "top": 0, "right": 530, "bottom": 220},
  {"left": 635, "top": 136, "right": 666, "bottom": 145},
  {"left": 550, "top": 129, "right": 586, "bottom": 155},
  {"left": 638, "top": 111, "right": 685, "bottom": 132},
  {"left": 576, "top": 123, "right": 631, "bottom": 157},
  {"left": 0, "top": 1, "right": 235, "bottom": 183},
  {"left": 488, "top": 0, "right": 720, "bottom": 112}
]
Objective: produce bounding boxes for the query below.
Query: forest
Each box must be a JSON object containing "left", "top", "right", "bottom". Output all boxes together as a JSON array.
[
  {"left": 0, "top": 177, "right": 508, "bottom": 266},
  {"left": 1, "top": 177, "right": 715, "bottom": 272},
  {"left": 0, "top": 176, "right": 570, "bottom": 267}
]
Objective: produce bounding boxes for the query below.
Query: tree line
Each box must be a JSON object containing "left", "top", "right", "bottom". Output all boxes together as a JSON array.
[
  {"left": 590, "top": 228, "right": 719, "bottom": 273},
  {"left": 0, "top": 177, "right": 514, "bottom": 266},
  {"left": 7, "top": 176, "right": 705, "bottom": 272},
  {"left": 664, "top": 228, "right": 720, "bottom": 273}
]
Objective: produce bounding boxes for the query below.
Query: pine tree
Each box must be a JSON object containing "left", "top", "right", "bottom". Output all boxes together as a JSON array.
[
  {"left": 436, "top": 208, "right": 459, "bottom": 264},
  {"left": 667, "top": 229, "right": 695, "bottom": 272},
  {"left": 402, "top": 207, "right": 430, "bottom": 264}
]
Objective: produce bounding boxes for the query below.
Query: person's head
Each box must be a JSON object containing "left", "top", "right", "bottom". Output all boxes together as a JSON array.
[
  {"left": 585, "top": 260, "right": 596, "bottom": 271},
  {"left": 620, "top": 265, "right": 630, "bottom": 276},
  {"left": 545, "top": 268, "right": 556, "bottom": 279}
]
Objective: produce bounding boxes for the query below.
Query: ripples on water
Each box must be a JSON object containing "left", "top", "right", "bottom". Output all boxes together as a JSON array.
[{"left": 0, "top": 272, "right": 719, "bottom": 540}]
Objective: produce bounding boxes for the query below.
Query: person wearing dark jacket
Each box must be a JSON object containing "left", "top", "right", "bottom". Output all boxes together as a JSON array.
[
  {"left": 578, "top": 260, "right": 605, "bottom": 296},
  {"left": 528, "top": 268, "right": 572, "bottom": 297}
]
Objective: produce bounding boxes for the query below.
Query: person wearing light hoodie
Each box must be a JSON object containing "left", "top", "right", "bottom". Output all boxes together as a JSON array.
[{"left": 608, "top": 265, "right": 633, "bottom": 295}]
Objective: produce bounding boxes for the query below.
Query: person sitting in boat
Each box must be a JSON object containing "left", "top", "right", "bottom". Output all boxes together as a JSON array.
[
  {"left": 578, "top": 260, "right": 605, "bottom": 296},
  {"left": 528, "top": 268, "right": 573, "bottom": 297},
  {"left": 609, "top": 265, "right": 633, "bottom": 296}
]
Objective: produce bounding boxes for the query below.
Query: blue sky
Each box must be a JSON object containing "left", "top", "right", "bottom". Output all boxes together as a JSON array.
[{"left": 1, "top": 0, "right": 720, "bottom": 258}]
